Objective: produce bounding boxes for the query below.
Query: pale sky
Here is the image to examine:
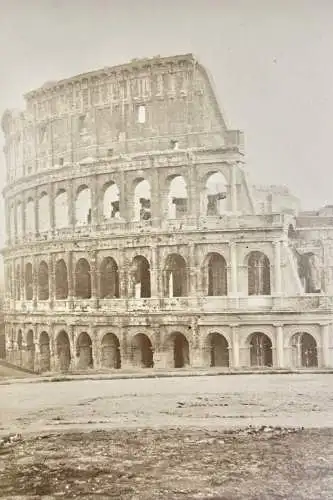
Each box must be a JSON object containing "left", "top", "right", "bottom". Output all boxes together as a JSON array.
[{"left": 0, "top": 0, "right": 333, "bottom": 250}]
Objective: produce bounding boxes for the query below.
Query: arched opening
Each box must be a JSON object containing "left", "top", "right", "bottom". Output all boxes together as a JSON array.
[
  {"left": 168, "top": 176, "right": 188, "bottom": 219},
  {"left": 207, "top": 333, "right": 229, "bottom": 367},
  {"left": 15, "top": 264, "right": 21, "bottom": 300},
  {"left": 25, "top": 263, "right": 33, "bottom": 301},
  {"left": 168, "top": 333, "right": 190, "bottom": 368},
  {"left": 247, "top": 252, "right": 271, "bottom": 295},
  {"left": 25, "top": 198, "right": 35, "bottom": 234},
  {"left": 101, "top": 333, "right": 121, "bottom": 369},
  {"left": 103, "top": 183, "right": 120, "bottom": 220},
  {"left": 75, "top": 185, "right": 92, "bottom": 226},
  {"left": 134, "top": 179, "right": 151, "bottom": 221},
  {"left": 131, "top": 256, "right": 151, "bottom": 298},
  {"left": 38, "top": 192, "right": 50, "bottom": 233},
  {"left": 288, "top": 224, "right": 297, "bottom": 240},
  {"left": 55, "top": 259, "right": 68, "bottom": 300},
  {"left": 26, "top": 329, "right": 35, "bottom": 371},
  {"left": 203, "top": 172, "right": 228, "bottom": 216},
  {"left": 75, "top": 258, "right": 91, "bottom": 299},
  {"left": 38, "top": 261, "right": 49, "bottom": 301},
  {"left": 206, "top": 253, "right": 227, "bottom": 296},
  {"left": 16, "top": 202, "right": 23, "bottom": 238},
  {"left": 291, "top": 332, "right": 318, "bottom": 368},
  {"left": 17, "top": 329, "right": 23, "bottom": 366},
  {"left": 100, "top": 257, "right": 119, "bottom": 298},
  {"left": 132, "top": 334, "right": 154, "bottom": 368},
  {"left": 297, "top": 252, "right": 321, "bottom": 293},
  {"left": 54, "top": 189, "right": 68, "bottom": 228},
  {"left": 249, "top": 332, "right": 272, "bottom": 367},
  {"left": 76, "top": 332, "right": 93, "bottom": 369},
  {"left": 39, "top": 331, "right": 51, "bottom": 373},
  {"left": 164, "top": 254, "right": 187, "bottom": 297},
  {"left": 56, "top": 330, "right": 71, "bottom": 372}
]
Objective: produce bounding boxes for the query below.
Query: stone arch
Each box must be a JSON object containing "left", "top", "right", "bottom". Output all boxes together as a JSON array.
[
  {"left": 76, "top": 332, "right": 93, "bottom": 369},
  {"left": 166, "top": 332, "right": 190, "bottom": 368},
  {"left": 39, "top": 331, "right": 51, "bottom": 373},
  {"left": 202, "top": 171, "right": 228, "bottom": 216},
  {"left": 168, "top": 175, "right": 188, "bottom": 219},
  {"left": 298, "top": 251, "right": 321, "bottom": 293},
  {"left": 38, "top": 192, "right": 50, "bottom": 232},
  {"left": 130, "top": 255, "right": 151, "bottom": 298},
  {"left": 54, "top": 189, "right": 68, "bottom": 228},
  {"left": 103, "top": 182, "right": 120, "bottom": 220},
  {"left": 38, "top": 261, "right": 49, "bottom": 301},
  {"left": 164, "top": 253, "right": 187, "bottom": 297},
  {"left": 133, "top": 179, "right": 151, "bottom": 221},
  {"left": 100, "top": 257, "right": 119, "bottom": 299},
  {"left": 203, "top": 252, "right": 228, "bottom": 296},
  {"left": 25, "top": 262, "right": 33, "bottom": 301},
  {"left": 247, "top": 332, "right": 273, "bottom": 367},
  {"left": 246, "top": 251, "right": 271, "bottom": 295},
  {"left": 75, "top": 185, "right": 92, "bottom": 226},
  {"left": 15, "top": 263, "right": 21, "bottom": 300},
  {"left": 288, "top": 224, "right": 297, "bottom": 239},
  {"left": 101, "top": 333, "right": 121, "bottom": 369},
  {"left": 131, "top": 333, "right": 154, "bottom": 368},
  {"left": 55, "top": 259, "right": 68, "bottom": 300},
  {"left": 56, "top": 330, "right": 71, "bottom": 372},
  {"left": 26, "top": 329, "right": 35, "bottom": 371},
  {"left": 206, "top": 332, "right": 229, "bottom": 367},
  {"left": 75, "top": 258, "right": 91, "bottom": 299},
  {"left": 291, "top": 332, "right": 318, "bottom": 368},
  {"left": 25, "top": 198, "right": 35, "bottom": 234}
]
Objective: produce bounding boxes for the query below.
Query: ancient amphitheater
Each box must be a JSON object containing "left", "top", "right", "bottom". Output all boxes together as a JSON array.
[{"left": 1, "top": 53, "right": 333, "bottom": 374}]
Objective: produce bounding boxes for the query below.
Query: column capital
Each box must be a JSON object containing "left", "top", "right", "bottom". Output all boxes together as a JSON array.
[{"left": 273, "top": 322, "right": 284, "bottom": 328}]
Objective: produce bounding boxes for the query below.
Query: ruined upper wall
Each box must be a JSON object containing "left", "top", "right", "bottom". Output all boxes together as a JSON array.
[
  {"left": 252, "top": 184, "right": 301, "bottom": 215},
  {"left": 1, "top": 54, "right": 244, "bottom": 184}
]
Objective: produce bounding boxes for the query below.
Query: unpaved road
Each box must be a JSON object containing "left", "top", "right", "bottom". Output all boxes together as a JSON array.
[
  {"left": 1, "top": 373, "right": 333, "bottom": 499},
  {"left": 1, "top": 427, "right": 333, "bottom": 499},
  {"left": 1, "top": 373, "right": 333, "bottom": 436}
]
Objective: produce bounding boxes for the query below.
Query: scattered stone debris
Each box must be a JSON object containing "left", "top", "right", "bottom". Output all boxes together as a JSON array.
[
  {"left": 0, "top": 433, "right": 23, "bottom": 448},
  {"left": 0, "top": 427, "right": 331, "bottom": 499}
]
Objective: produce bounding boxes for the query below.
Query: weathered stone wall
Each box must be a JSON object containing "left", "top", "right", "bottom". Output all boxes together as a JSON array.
[{"left": 1, "top": 54, "right": 332, "bottom": 373}]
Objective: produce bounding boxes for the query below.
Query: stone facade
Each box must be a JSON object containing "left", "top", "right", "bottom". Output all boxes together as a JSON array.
[{"left": 1, "top": 53, "right": 332, "bottom": 373}]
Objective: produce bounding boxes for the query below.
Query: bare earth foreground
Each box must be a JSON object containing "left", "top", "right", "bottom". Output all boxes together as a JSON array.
[{"left": 1, "top": 373, "right": 333, "bottom": 499}]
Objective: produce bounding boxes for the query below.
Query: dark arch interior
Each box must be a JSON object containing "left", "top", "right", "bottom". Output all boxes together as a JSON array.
[{"left": 249, "top": 332, "right": 272, "bottom": 367}]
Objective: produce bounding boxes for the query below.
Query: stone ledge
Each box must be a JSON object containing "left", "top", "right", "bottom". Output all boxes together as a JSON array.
[{"left": 1, "top": 367, "right": 333, "bottom": 385}]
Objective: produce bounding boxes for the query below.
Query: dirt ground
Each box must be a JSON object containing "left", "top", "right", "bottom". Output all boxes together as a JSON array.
[
  {"left": 1, "top": 374, "right": 333, "bottom": 499},
  {"left": 1, "top": 427, "right": 333, "bottom": 499}
]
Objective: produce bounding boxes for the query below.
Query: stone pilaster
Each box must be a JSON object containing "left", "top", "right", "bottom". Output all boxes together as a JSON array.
[
  {"left": 231, "top": 324, "right": 239, "bottom": 368},
  {"left": 274, "top": 241, "right": 282, "bottom": 295},
  {"left": 230, "top": 242, "right": 238, "bottom": 295},
  {"left": 230, "top": 163, "right": 238, "bottom": 213},
  {"left": 274, "top": 322, "right": 284, "bottom": 368},
  {"left": 321, "top": 323, "right": 330, "bottom": 368}
]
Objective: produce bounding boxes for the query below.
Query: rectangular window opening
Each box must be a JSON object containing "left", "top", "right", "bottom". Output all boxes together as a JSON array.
[{"left": 137, "top": 105, "right": 146, "bottom": 124}]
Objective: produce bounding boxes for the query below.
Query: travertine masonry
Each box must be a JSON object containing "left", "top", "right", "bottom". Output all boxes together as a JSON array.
[{"left": 1, "top": 54, "right": 332, "bottom": 373}]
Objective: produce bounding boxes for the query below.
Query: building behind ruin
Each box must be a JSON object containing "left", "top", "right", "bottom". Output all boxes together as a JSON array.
[{"left": 1, "top": 53, "right": 332, "bottom": 373}]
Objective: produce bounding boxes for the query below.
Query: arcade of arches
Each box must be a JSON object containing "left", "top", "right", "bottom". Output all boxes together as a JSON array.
[
  {"left": 7, "top": 327, "right": 326, "bottom": 373},
  {"left": 7, "top": 250, "right": 274, "bottom": 301},
  {"left": 8, "top": 172, "right": 231, "bottom": 241}
]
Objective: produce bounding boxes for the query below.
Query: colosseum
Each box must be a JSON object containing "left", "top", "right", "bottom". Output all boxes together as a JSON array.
[{"left": 1, "top": 53, "right": 333, "bottom": 373}]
